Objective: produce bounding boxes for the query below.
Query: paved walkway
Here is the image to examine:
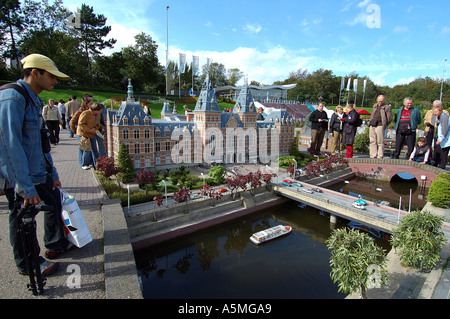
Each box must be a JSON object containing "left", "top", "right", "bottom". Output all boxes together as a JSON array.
[{"left": 0, "top": 128, "right": 105, "bottom": 299}]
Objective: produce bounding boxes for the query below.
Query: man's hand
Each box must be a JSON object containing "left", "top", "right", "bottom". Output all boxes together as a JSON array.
[
  {"left": 23, "top": 194, "right": 41, "bottom": 208},
  {"left": 52, "top": 179, "right": 62, "bottom": 190}
]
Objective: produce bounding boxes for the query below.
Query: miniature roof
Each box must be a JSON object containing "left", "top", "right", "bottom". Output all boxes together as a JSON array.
[
  {"left": 233, "top": 81, "right": 256, "bottom": 113},
  {"left": 194, "top": 75, "right": 221, "bottom": 112},
  {"left": 113, "top": 100, "right": 151, "bottom": 126}
]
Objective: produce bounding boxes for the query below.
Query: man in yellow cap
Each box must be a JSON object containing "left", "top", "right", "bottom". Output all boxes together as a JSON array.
[{"left": 0, "top": 54, "right": 72, "bottom": 277}]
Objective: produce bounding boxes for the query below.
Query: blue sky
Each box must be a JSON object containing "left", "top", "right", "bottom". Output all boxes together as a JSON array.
[{"left": 63, "top": 0, "right": 450, "bottom": 87}]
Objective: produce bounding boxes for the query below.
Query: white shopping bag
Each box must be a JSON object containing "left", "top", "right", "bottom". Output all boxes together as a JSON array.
[{"left": 60, "top": 189, "right": 92, "bottom": 248}]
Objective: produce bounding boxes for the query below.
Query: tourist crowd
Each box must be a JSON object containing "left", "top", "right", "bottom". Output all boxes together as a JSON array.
[{"left": 309, "top": 95, "right": 450, "bottom": 169}]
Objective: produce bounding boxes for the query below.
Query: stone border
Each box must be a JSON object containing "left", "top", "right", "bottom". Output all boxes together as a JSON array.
[{"left": 91, "top": 170, "right": 143, "bottom": 299}]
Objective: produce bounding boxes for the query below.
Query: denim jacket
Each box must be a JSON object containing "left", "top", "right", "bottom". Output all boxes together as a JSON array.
[{"left": 0, "top": 80, "right": 59, "bottom": 198}]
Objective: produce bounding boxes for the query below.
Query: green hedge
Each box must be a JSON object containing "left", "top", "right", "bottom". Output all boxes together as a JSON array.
[{"left": 427, "top": 173, "right": 450, "bottom": 208}]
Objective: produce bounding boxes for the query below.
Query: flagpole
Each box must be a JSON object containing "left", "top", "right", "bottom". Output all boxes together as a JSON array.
[
  {"left": 361, "top": 79, "right": 367, "bottom": 107},
  {"left": 192, "top": 58, "right": 194, "bottom": 96},
  {"left": 166, "top": 5, "right": 169, "bottom": 96}
]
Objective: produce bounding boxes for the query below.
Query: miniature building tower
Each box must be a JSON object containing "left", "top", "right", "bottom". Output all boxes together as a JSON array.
[
  {"left": 127, "top": 78, "right": 134, "bottom": 101},
  {"left": 193, "top": 75, "right": 222, "bottom": 163}
]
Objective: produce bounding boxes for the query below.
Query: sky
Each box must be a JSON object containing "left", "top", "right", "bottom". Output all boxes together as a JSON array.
[{"left": 62, "top": 0, "right": 450, "bottom": 88}]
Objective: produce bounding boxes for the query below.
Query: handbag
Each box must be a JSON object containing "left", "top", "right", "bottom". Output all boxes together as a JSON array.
[
  {"left": 79, "top": 136, "right": 92, "bottom": 151},
  {"left": 60, "top": 189, "right": 92, "bottom": 248}
]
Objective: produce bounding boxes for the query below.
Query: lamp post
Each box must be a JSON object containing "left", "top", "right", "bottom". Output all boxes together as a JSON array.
[
  {"left": 292, "top": 159, "right": 297, "bottom": 181},
  {"left": 165, "top": 5, "right": 170, "bottom": 96},
  {"left": 162, "top": 180, "right": 168, "bottom": 206},
  {"left": 440, "top": 59, "right": 447, "bottom": 102}
]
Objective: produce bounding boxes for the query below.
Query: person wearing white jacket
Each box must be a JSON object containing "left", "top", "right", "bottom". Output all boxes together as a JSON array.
[{"left": 432, "top": 103, "right": 450, "bottom": 169}]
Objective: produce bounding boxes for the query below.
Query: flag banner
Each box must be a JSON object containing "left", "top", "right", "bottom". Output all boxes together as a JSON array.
[
  {"left": 346, "top": 78, "right": 352, "bottom": 91},
  {"left": 166, "top": 51, "right": 170, "bottom": 71},
  {"left": 179, "top": 53, "right": 186, "bottom": 74},
  {"left": 363, "top": 79, "right": 367, "bottom": 92},
  {"left": 340, "top": 78, "right": 345, "bottom": 91},
  {"left": 207, "top": 58, "right": 212, "bottom": 68},
  {"left": 353, "top": 79, "right": 358, "bottom": 93},
  {"left": 193, "top": 55, "right": 199, "bottom": 76}
]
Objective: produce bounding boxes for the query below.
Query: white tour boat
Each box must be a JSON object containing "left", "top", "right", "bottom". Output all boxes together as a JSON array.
[{"left": 250, "top": 225, "right": 292, "bottom": 245}]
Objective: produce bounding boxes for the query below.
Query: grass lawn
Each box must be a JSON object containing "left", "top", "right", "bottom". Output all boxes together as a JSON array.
[{"left": 38, "top": 87, "right": 235, "bottom": 119}]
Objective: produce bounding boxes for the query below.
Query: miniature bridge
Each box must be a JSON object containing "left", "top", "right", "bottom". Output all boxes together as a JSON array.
[
  {"left": 272, "top": 182, "right": 405, "bottom": 234},
  {"left": 346, "top": 158, "right": 445, "bottom": 186}
]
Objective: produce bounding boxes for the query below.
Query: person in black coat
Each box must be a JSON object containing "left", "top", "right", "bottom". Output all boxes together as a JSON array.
[
  {"left": 342, "top": 103, "right": 361, "bottom": 158},
  {"left": 308, "top": 102, "right": 329, "bottom": 155}
]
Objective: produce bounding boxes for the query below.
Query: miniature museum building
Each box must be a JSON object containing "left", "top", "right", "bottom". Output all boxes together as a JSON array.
[{"left": 105, "top": 76, "right": 295, "bottom": 170}]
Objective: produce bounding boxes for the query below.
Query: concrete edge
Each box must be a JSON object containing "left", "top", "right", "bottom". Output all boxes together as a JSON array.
[{"left": 102, "top": 198, "right": 143, "bottom": 299}]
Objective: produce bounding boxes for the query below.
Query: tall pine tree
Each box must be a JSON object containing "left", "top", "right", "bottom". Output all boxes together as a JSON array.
[{"left": 72, "top": 4, "right": 116, "bottom": 85}]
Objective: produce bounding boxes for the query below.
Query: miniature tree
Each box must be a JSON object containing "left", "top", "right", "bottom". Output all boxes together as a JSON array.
[
  {"left": 198, "top": 184, "right": 222, "bottom": 206},
  {"left": 208, "top": 165, "right": 226, "bottom": 185},
  {"left": 117, "top": 143, "right": 135, "bottom": 184},
  {"left": 326, "top": 228, "right": 389, "bottom": 299},
  {"left": 174, "top": 187, "right": 191, "bottom": 213},
  {"left": 391, "top": 210, "right": 447, "bottom": 271},
  {"left": 136, "top": 169, "right": 157, "bottom": 195},
  {"left": 96, "top": 156, "right": 120, "bottom": 179}
]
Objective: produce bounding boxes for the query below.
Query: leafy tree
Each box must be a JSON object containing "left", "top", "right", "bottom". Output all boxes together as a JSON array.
[
  {"left": 391, "top": 210, "right": 447, "bottom": 271},
  {"left": 122, "top": 32, "right": 164, "bottom": 92},
  {"left": 208, "top": 165, "right": 226, "bottom": 184},
  {"left": 326, "top": 228, "right": 389, "bottom": 299},
  {"left": 200, "top": 62, "right": 227, "bottom": 87},
  {"left": 117, "top": 143, "right": 134, "bottom": 184},
  {"left": 227, "top": 68, "right": 244, "bottom": 86},
  {"left": 72, "top": 4, "right": 116, "bottom": 85},
  {"left": 92, "top": 51, "right": 127, "bottom": 90},
  {"left": 0, "top": 0, "right": 25, "bottom": 66}
]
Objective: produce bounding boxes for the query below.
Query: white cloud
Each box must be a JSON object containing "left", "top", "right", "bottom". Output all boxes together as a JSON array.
[
  {"left": 243, "top": 23, "right": 262, "bottom": 34},
  {"left": 392, "top": 77, "right": 416, "bottom": 86},
  {"left": 393, "top": 26, "right": 409, "bottom": 33},
  {"left": 441, "top": 26, "right": 450, "bottom": 34}
]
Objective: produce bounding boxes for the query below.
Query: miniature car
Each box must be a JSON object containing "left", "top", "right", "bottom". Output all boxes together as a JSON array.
[
  {"left": 282, "top": 182, "right": 292, "bottom": 187},
  {"left": 283, "top": 179, "right": 293, "bottom": 184},
  {"left": 311, "top": 187, "right": 322, "bottom": 193},
  {"left": 293, "top": 182, "right": 302, "bottom": 187},
  {"left": 352, "top": 202, "right": 366, "bottom": 210}
]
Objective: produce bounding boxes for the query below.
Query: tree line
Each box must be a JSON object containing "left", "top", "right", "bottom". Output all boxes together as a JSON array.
[{"left": 1, "top": 1, "right": 448, "bottom": 108}]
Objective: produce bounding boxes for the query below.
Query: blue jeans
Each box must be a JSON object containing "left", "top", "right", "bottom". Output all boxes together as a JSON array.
[
  {"left": 81, "top": 137, "right": 99, "bottom": 167},
  {"left": 5, "top": 174, "right": 69, "bottom": 272}
]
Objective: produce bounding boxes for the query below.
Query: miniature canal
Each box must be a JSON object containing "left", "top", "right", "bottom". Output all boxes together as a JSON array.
[{"left": 134, "top": 175, "right": 426, "bottom": 299}]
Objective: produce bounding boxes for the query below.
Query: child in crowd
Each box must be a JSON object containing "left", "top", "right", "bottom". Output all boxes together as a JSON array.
[{"left": 408, "top": 137, "right": 430, "bottom": 164}]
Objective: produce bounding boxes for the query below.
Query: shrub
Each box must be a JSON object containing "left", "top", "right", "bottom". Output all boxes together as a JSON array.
[
  {"left": 391, "top": 210, "right": 447, "bottom": 271},
  {"left": 354, "top": 128, "right": 370, "bottom": 153},
  {"left": 427, "top": 173, "right": 450, "bottom": 208},
  {"left": 117, "top": 143, "right": 135, "bottom": 184}
]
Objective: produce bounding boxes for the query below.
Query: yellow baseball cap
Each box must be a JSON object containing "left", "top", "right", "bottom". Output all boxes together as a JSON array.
[{"left": 21, "top": 54, "right": 70, "bottom": 80}]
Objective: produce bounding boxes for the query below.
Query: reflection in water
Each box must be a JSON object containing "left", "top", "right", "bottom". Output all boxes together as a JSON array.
[
  {"left": 328, "top": 176, "right": 428, "bottom": 211},
  {"left": 134, "top": 200, "right": 390, "bottom": 299}
]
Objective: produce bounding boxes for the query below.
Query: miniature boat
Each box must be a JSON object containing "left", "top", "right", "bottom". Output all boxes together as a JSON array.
[{"left": 250, "top": 225, "right": 292, "bottom": 245}]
